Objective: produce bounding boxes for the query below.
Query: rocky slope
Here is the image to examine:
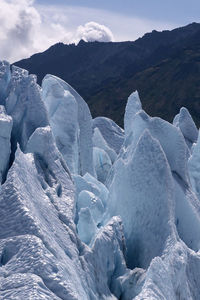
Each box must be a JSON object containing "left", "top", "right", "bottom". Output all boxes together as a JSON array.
[{"left": 14, "top": 22, "right": 200, "bottom": 127}]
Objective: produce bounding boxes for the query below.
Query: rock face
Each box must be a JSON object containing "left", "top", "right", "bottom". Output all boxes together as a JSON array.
[
  {"left": 0, "top": 61, "right": 200, "bottom": 299},
  {"left": 14, "top": 22, "right": 200, "bottom": 128}
]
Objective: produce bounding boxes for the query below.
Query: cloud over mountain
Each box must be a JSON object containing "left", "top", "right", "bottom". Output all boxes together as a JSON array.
[
  {"left": 76, "top": 22, "right": 114, "bottom": 42},
  {"left": 0, "top": 0, "right": 176, "bottom": 62},
  {"left": 0, "top": 1, "right": 114, "bottom": 62}
]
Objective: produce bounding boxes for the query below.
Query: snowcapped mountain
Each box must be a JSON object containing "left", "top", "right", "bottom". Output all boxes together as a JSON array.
[{"left": 0, "top": 60, "right": 200, "bottom": 299}]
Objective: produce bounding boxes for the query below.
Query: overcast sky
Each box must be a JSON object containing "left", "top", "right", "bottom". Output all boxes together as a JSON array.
[{"left": 0, "top": 0, "right": 199, "bottom": 62}]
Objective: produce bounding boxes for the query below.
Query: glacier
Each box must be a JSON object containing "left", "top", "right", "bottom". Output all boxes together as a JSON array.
[
  {"left": 0, "top": 61, "right": 200, "bottom": 299},
  {"left": 42, "top": 74, "right": 95, "bottom": 177}
]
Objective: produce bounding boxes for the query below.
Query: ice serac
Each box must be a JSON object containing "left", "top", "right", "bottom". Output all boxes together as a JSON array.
[
  {"left": 83, "top": 172, "right": 109, "bottom": 206},
  {"left": 93, "top": 147, "right": 112, "bottom": 183},
  {"left": 2, "top": 62, "right": 200, "bottom": 299},
  {"left": 77, "top": 207, "right": 96, "bottom": 245},
  {"left": 73, "top": 174, "right": 107, "bottom": 204},
  {"left": 93, "top": 127, "right": 117, "bottom": 163},
  {"left": 0, "top": 106, "right": 12, "bottom": 183},
  {"left": 41, "top": 75, "right": 79, "bottom": 174},
  {"left": 188, "top": 130, "right": 200, "bottom": 200},
  {"left": 74, "top": 173, "right": 108, "bottom": 243},
  {"left": 120, "top": 110, "right": 189, "bottom": 184},
  {"left": 0, "top": 143, "right": 122, "bottom": 299},
  {"left": 0, "top": 61, "right": 11, "bottom": 105},
  {"left": 77, "top": 190, "right": 104, "bottom": 225},
  {"left": 172, "top": 175, "right": 200, "bottom": 252},
  {"left": 173, "top": 107, "right": 198, "bottom": 148},
  {"left": 124, "top": 90, "right": 142, "bottom": 137},
  {"left": 135, "top": 239, "right": 200, "bottom": 300},
  {"left": 0, "top": 147, "right": 88, "bottom": 299},
  {"left": 87, "top": 216, "right": 127, "bottom": 299},
  {"left": 5, "top": 66, "right": 48, "bottom": 152},
  {"left": 93, "top": 117, "right": 124, "bottom": 154},
  {"left": 73, "top": 172, "right": 109, "bottom": 209},
  {"left": 26, "top": 125, "right": 75, "bottom": 223},
  {"left": 42, "top": 75, "right": 95, "bottom": 176},
  {"left": 105, "top": 130, "right": 175, "bottom": 269}
]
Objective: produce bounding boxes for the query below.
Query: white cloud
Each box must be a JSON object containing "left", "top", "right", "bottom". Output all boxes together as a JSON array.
[
  {"left": 0, "top": 0, "right": 72, "bottom": 62},
  {"left": 37, "top": 4, "right": 179, "bottom": 44},
  {"left": 0, "top": 0, "right": 40, "bottom": 61},
  {"left": 0, "top": 1, "right": 179, "bottom": 63},
  {"left": 76, "top": 22, "right": 114, "bottom": 42}
]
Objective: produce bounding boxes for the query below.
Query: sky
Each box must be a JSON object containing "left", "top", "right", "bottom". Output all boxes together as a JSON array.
[{"left": 0, "top": 0, "right": 199, "bottom": 63}]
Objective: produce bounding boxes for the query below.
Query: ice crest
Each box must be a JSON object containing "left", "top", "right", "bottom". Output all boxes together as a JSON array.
[
  {"left": 42, "top": 76, "right": 79, "bottom": 174},
  {"left": 124, "top": 90, "right": 142, "bottom": 137},
  {"left": 188, "top": 130, "right": 200, "bottom": 200},
  {"left": 173, "top": 107, "right": 198, "bottom": 149},
  {"left": 120, "top": 110, "right": 189, "bottom": 184},
  {"left": 105, "top": 129, "right": 175, "bottom": 269},
  {"left": 0, "top": 105, "right": 12, "bottom": 183},
  {"left": 93, "top": 116, "right": 124, "bottom": 154},
  {"left": 93, "top": 146, "right": 112, "bottom": 183},
  {"left": 0, "top": 60, "right": 11, "bottom": 105},
  {"left": 93, "top": 127, "right": 117, "bottom": 163},
  {"left": 42, "top": 74, "right": 95, "bottom": 177},
  {"left": 0, "top": 61, "right": 200, "bottom": 299},
  {"left": 6, "top": 65, "right": 49, "bottom": 152}
]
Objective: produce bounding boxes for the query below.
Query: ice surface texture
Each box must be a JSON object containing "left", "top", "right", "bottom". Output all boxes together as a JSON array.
[
  {"left": 93, "top": 116, "right": 124, "bottom": 154},
  {"left": 6, "top": 65, "right": 49, "bottom": 152},
  {"left": 0, "top": 61, "right": 200, "bottom": 299},
  {"left": 173, "top": 107, "right": 198, "bottom": 149},
  {"left": 105, "top": 130, "right": 176, "bottom": 269},
  {"left": 0, "top": 105, "right": 12, "bottom": 183},
  {"left": 93, "top": 127, "right": 117, "bottom": 163},
  {"left": 0, "top": 61, "right": 11, "bottom": 105},
  {"left": 42, "top": 74, "right": 95, "bottom": 177}
]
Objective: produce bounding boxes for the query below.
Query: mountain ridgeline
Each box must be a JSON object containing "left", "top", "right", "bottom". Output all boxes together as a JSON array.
[{"left": 15, "top": 22, "right": 200, "bottom": 127}]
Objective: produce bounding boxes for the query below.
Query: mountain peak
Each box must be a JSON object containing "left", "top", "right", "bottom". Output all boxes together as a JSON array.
[{"left": 14, "top": 22, "right": 200, "bottom": 127}]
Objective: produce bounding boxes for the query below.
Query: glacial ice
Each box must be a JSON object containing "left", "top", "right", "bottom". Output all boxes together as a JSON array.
[
  {"left": 0, "top": 61, "right": 10, "bottom": 105},
  {"left": 73, "top": 173, "right": 108, "bottom": 205},
  {"left": 0, "top": 139, "right": 122, "bottom": 299},
  {"left": 173, "top": 107, "right": 198, "bottom": 148},
  {"left": 1, "top": 61, "right": 200, "bottom": 299},
  {"left": 124, "top": 90, "right": 142, "bottom": 137},
  {"left": 93, "top": 146, "right": 112, "bottom": 183},
  {"left": 5, "top": 66, "right": 49, "bottom": 152},
  {"left": 120, "top": 109, "right": 190, "bottom": 184},
  {"left": 26, "top": 125, "right": 75, "bottom": 222},
  {"left": 77, "top": 207, "right": 96, "bottom": 245},
  {"left": 77, "top": 190, "right": 104, "bottom": 225},
  {"left": 42, "top": 75, "right": 79, "bottom": 174},
  {"left": 93, "top": 116, "right": 124, "bottom": 154},
  {"left": 42, "top": 74, "right": 95, "bottom": 177},
  {"left": 93, "top": 127, "right": 117, "bottom": 163},
  {"left": 105, "top": 130, "right": 175, "bottom": 269},
  {"left": 188, "top": 130, "right": 200, "bottom": 199},
  {"left": 0, "top": 105, "right": 12, "bottom": 183}
]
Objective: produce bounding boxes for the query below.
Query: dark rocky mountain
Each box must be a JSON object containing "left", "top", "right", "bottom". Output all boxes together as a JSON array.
[{"left": 14, "top": 22, "right": 200, "bottom": 127}]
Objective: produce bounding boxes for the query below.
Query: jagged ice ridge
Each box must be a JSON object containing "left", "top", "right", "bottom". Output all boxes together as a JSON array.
[{"left": 0, "top": 60, "right": 200, "bottom": 299}]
